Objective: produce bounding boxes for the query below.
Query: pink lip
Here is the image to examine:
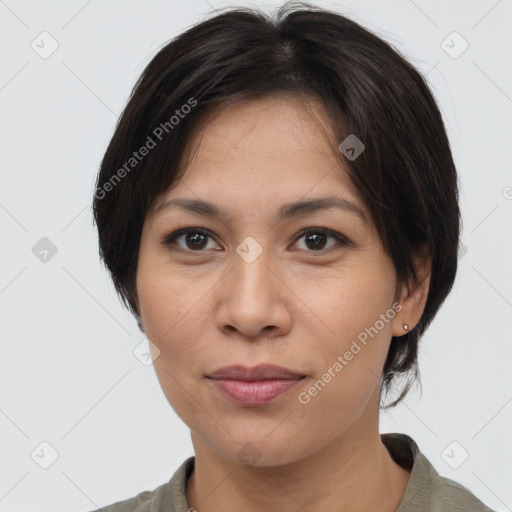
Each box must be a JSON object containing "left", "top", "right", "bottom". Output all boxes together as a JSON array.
[
  {"left": 210, "top": 378, "right": 303, "bottom": 405},
  {"left": 207, "top": 364, "right": 306, "bottom": 406}
]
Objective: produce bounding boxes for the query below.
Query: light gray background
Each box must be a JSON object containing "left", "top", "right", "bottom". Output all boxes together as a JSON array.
[{"left": 1, "top": 0, "right": 511, "bottom": 511}]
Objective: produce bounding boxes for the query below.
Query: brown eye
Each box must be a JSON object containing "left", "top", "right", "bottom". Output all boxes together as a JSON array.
[
  {"left": 303, "top": 232, "right": 329, "bottom": 250},
  {"left": 162, "top": 228, "right": 218, "bottom": 252},
  {"left": 294, "top": 229, "right": 350, "bottom": 253}
]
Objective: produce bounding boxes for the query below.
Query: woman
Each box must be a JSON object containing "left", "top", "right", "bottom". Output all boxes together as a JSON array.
[{"left": 91, "top": 2, "right": 495, "bottom": 511}]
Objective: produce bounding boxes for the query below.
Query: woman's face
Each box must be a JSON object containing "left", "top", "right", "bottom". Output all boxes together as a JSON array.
[{"left": 135, "top": 95, "right": 407, "bottom": 466}]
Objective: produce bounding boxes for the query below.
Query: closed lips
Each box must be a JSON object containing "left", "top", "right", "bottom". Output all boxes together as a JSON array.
[{"left": 207, "top": 364, "right": 306, "bottom": 381}]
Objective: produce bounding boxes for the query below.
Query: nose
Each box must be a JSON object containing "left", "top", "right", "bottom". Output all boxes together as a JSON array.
[{"left": 215, "top": 242, "right": 292, "bottom": 340}]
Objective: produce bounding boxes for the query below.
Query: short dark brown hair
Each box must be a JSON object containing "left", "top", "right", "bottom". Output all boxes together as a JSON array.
[{"left": 93, "top": 1, "right": 461, "bottom": 408}]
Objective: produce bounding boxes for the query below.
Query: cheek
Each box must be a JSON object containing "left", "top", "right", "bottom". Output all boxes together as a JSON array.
[
  {"left": 138, "top": 269, "right": 210, "bottom": 420},
  {"left": 137, "top": 261, "right": 218, "bottom": 387},
  {"left": 295, "top": 325, "right": 390, "bottom": 433},
  {"left": 298, "top": 263, "right": 395, "bottom": 340},
  {"left": 137, "top": 258, "right": 206, "bottom": 340},
  {"left": 295, "top": 270, "right": 395, "bottom": 400}
]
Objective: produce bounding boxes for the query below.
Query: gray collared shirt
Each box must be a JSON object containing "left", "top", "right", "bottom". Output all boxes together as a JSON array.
[{"left": 90, "top": 433, "right": 495, "bottom": 511}]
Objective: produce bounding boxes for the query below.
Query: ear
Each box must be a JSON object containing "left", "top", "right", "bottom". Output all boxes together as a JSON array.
[{"left": 391, "top": 254, "right": 431, "bottom": 337}]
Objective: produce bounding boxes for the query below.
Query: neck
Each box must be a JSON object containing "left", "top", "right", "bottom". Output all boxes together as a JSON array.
[{"left": 186, "top": 412, "right": 410, "bottom": 512}]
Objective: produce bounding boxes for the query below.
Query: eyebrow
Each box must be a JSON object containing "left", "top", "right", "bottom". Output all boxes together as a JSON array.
[{"left": 153, "top": 195, "right": 367, "bottom": 224}]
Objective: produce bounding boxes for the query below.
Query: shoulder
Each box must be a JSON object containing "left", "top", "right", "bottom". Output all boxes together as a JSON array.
[
  {"left": 428, "top": 470, "right": 496, "bottom": 512},
  {"left": 85, "top": 483, "right": 170, "bottom": 512},
  {"left": 83, "top": 456, "right": 194, "bottom": 512},
  {"left": 382, "top": 433, "right": 496, "bottom": 512}
]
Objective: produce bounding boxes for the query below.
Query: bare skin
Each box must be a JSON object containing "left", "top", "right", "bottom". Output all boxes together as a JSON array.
[{"left": 133, "top": 93, "right": 431, "bottom": 512}]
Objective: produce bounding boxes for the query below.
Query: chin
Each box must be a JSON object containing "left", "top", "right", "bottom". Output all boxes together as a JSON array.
[{"left": 203, "top": 431, "right": 315, "bottom": 469}]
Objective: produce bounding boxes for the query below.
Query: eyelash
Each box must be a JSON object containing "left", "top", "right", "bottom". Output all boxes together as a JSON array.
[{"left": 160, "top": 227, "right": 351, "bottom": 255}]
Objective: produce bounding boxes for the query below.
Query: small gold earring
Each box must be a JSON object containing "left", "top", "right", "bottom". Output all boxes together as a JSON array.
[{"left": 403, "top": 323, "right": 409, "bottom": 331}]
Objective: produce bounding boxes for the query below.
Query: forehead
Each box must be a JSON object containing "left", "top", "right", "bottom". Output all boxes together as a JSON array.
[
  {"left": 184, "top": 94, "right": 339, "bottom": 165},
  {"left": 151, "top": 94, "right": 366, "bottom": 221}
]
